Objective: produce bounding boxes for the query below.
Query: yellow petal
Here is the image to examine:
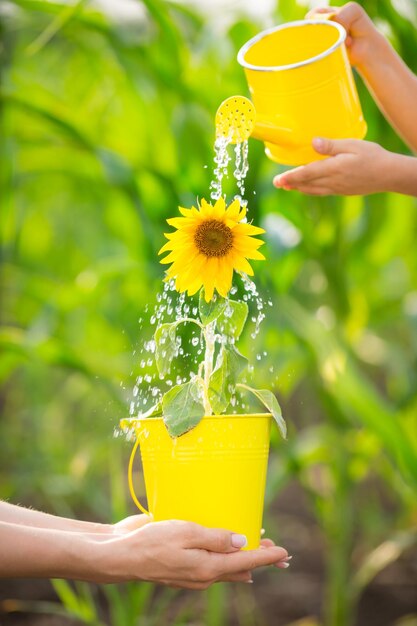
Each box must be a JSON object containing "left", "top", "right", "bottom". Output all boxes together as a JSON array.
[
  {"left": 230, "top": 253, "right": 254, "bottom": 276},
  {"left": 160, "top": 244, "right": 198, "bottom": 266},
  {"left": 215, "top": 259, "right": 233, "bottom": 297},
  {"left": 200, "top": 198, "right": 214, "bottom": 217},
  {"left": 244, "top": 248, "right": 265, "bottom": 260},
  {"left": 237, "top": 205, "right": 247, "bottom": 221},
  {"left": 175, "top": 253, "right": 207, "bottom": 287},
  {"left": 202, "top": 257, "right": 218, "bottom": 301},
  {"left": 204, "top": 283, "right": 215, "bottom": 301},
  {"left": 158, "top": 240, "right": 175, "bottom": 255},
  {"left": 174, "top": 278, "right": 187, "bottom": 294},
  {"left": 178, "top": 206, "right": 197, "bottom": 217},
  {"left": 234, "top": 235, "right": 265, "bottom": 250},
  {"left": 233, "top": 222, "right": 265, "bottom": 236},
  {"left": 212, "top": 196, "right": 226, "bottom": 219},
  {"left": 166, "top": 217, "right": 196, "bottom": 230},
  {"left": 225, "top": 198, "right": 241, "bottom": 221},
  {"left": 187, "top": 277, "right": 204, "bottom": 296}
]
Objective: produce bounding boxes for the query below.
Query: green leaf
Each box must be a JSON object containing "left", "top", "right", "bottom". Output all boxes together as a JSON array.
[
  {"left": 162, "top": 380, "right": 205, "bottom": 437},
  {"left": 154, "top": 322, "right": 179, "bottom": 376},
  {"left": 154, "top": 319, "right": 202, "bottom": 376},
  {"left": 216, "top": 300, "right": 248, "bottom": 340},
  {"left": 208, "top": 345, "right": 248, "bottom": 414},
  {"left": 199, "top": 291, "right": 226, "bottom": 325},
  {"left": 237, "top": 384, "right": 287, "bottom": 439}
]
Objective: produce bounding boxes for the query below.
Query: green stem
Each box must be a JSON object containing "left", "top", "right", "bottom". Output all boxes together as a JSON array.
[{"left": 202, "top": 321, "right": 215, "bottom": 415}]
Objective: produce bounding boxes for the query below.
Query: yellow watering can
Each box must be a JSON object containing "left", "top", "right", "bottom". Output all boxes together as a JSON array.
[{"left": 216, "top": 18, "right": 367, "bottom": 165}]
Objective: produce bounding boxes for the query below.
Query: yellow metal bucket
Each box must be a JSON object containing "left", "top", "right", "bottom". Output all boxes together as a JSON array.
[
  {"left": 237, "top": 19, "right": 367, "bottom": 165},
  {"left": 126, "top": 414, "right": 272, "bottom": 550}
]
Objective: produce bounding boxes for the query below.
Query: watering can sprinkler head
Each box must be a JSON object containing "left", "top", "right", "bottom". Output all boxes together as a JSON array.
[
  {"left": 215, "top": 96, "right": 256, "bottom": 144},
  {"left": 215, "top": 96, "right": 297, "bottom": 148}
]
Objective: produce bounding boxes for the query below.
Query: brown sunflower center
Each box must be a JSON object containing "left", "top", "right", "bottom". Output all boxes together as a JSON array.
[{"left": 194, "top": 219, "right": 233, "bottom": 258}]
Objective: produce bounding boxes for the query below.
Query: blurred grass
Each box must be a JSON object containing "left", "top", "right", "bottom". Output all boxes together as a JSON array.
[{"left": 1, "top": 0, "right": 417, "bottom": 625}]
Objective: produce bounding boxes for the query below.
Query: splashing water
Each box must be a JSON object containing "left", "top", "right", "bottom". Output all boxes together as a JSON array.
[
  {"left": 234, "top": 140, "right": 249, "bottom": 200},
  {"left": 209, "top": 135, "right": 231, "bottom": 201},
  {"left": 123, "top": 125, "right": 275, "bottom": 425},
  {"left": 128, "top": 279, "right": 194, "bottom": 420},
  {"left": 209, "top": 136, "right": 249, "bottom": 205}
]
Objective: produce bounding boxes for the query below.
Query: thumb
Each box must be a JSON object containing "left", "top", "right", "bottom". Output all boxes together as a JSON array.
[
  {"left": 313, "top": 137, "right": 358, "bottom": 156},
  {"left": 113, "top": 514, "right": 152, "bottom": 534},
  {"left": 306, "top": 6, "right": 333, "bottom": 19},
  {"left": 186, "top": 525, "right": 248, "bottom": 553}
]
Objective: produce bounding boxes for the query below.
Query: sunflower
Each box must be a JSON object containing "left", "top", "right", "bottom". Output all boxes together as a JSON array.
[{"left": 158, "top": 197, "right": 265, "bottom": 302}]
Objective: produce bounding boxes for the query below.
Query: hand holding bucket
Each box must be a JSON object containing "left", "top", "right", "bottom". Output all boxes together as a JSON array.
[{"left": 216, "top": 17, "right": 367, "bottom": 165}]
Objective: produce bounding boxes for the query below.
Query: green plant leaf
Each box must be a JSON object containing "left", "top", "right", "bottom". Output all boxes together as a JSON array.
[
  {"left": 198, "top": 291, "right": 226, "bottom": 325},
  {"left": 238, "top": 384, "right": 286, "bottom": 439},
  {"left": 208, "top": 345, "right": 248, "bottom": 414},
  {"left": 154, "top": 318, "right": 202, "bottom": 377},
  {"left": 154, "top": 322, "right": 179, "bottom": 376},
  {"left": 162, "top": 380, "right": 205, "bottom": 437},
  {"left": 216, "top": 300, "right": 248, "bottom": 340}
]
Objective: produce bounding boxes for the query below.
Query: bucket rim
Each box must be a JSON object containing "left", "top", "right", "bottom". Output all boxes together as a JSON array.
[
  {"left": 237, "top": 19, "right": 346, "bottom": 73},
  {"left": 121, "top": 413, "right": 272, "bottom": 428}
]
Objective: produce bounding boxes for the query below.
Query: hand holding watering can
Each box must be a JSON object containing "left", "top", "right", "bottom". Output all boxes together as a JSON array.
[{"left": 216, "top": 13, "right": 366, "bottom": 166}]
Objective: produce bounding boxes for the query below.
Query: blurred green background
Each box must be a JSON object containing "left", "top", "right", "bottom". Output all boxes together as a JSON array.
[{"left": 1, "top": 0, "right": 417, "bottom": 625}]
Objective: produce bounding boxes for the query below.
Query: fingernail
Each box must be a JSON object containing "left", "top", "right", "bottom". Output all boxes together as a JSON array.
[
  {"left": 232, "top": 534, "right": 248, "bottom": 548},
  {"left": 276, "top": 561, "right": 290, "bottom": 569},
  {"left": 285, "top": 555, "right": 293, "bottom": 561},
  {"left": 260, "top": 528, "right": 265, "bottom": 536},
  {"left": 246, "top": 579, "right": 254, "bottom": 584},
  {"left": 313, "top": 137, "right": 324, "bottom": 150},
  {"left": 273, "top": 176, "right": 282, "bottom": 188}
]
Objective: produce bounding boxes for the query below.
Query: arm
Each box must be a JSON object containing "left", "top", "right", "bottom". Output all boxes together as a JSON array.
[
  {"left": 0, "top": 519, "right": 290, "bottom": 588},
  {"left": 309, "top": 3, "right": 417, "bottom": 152},
  {"left": 0, "top": 500, "right": 111, "bottom": 533},
  {"left": 358, "top": 34, "right": 417, "bottom": 154},
  {"left": 0, "top": 521, "right": 102, "bottom": 581}
]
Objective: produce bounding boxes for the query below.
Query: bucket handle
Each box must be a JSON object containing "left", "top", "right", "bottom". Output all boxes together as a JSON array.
[{"left": 128, "top": 436, "right": 150, "bottom": 516}]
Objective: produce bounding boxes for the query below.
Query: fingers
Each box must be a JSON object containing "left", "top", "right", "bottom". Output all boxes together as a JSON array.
[
  {"left": 285, "top": 184, "right": 332, "bottom": 196},
  {"left": 274, "top": 161, "right": 328, "bottom": 188},
  {"left": 306, "top": 3, "right": 363, "bottom": 28},
  {"left": 273, "top": 137, "right": 363, "bottom": 193},
  {"left": 260, "top": 539, "right": 293, "bottom": 569},
  {"left": 305, "top": 6, "right": 334, "bottom": 19},
  {"left": 312, "top": 137, "right": 359, "bottom": 156},
  {"left": 169, "top": 571, "right": 252, "bottom": 589},
  {"left": 336, "top": 2, "right": 366, "bottom": 29},
  {"left": 218, "top": 570, "right": 253, "bottom": 583},
  {"left": 183, "top": 523, "right": 247, "bottom": 553},
  {"left": 213, "top": 545, "right": 288, "bottom": 576}
]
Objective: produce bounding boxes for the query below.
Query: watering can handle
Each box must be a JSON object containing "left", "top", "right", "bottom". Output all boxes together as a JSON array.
[{"left": 128, "top": 436, "right": 150, "bottom": 516}]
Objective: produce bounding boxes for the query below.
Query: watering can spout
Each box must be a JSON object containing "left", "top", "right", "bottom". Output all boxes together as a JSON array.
[
  {"left": 251, "top": 119, "right": 295, "bottom": 146},
  {"left": 215, "top": 96, "right": 297, "bottom": 147}
]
